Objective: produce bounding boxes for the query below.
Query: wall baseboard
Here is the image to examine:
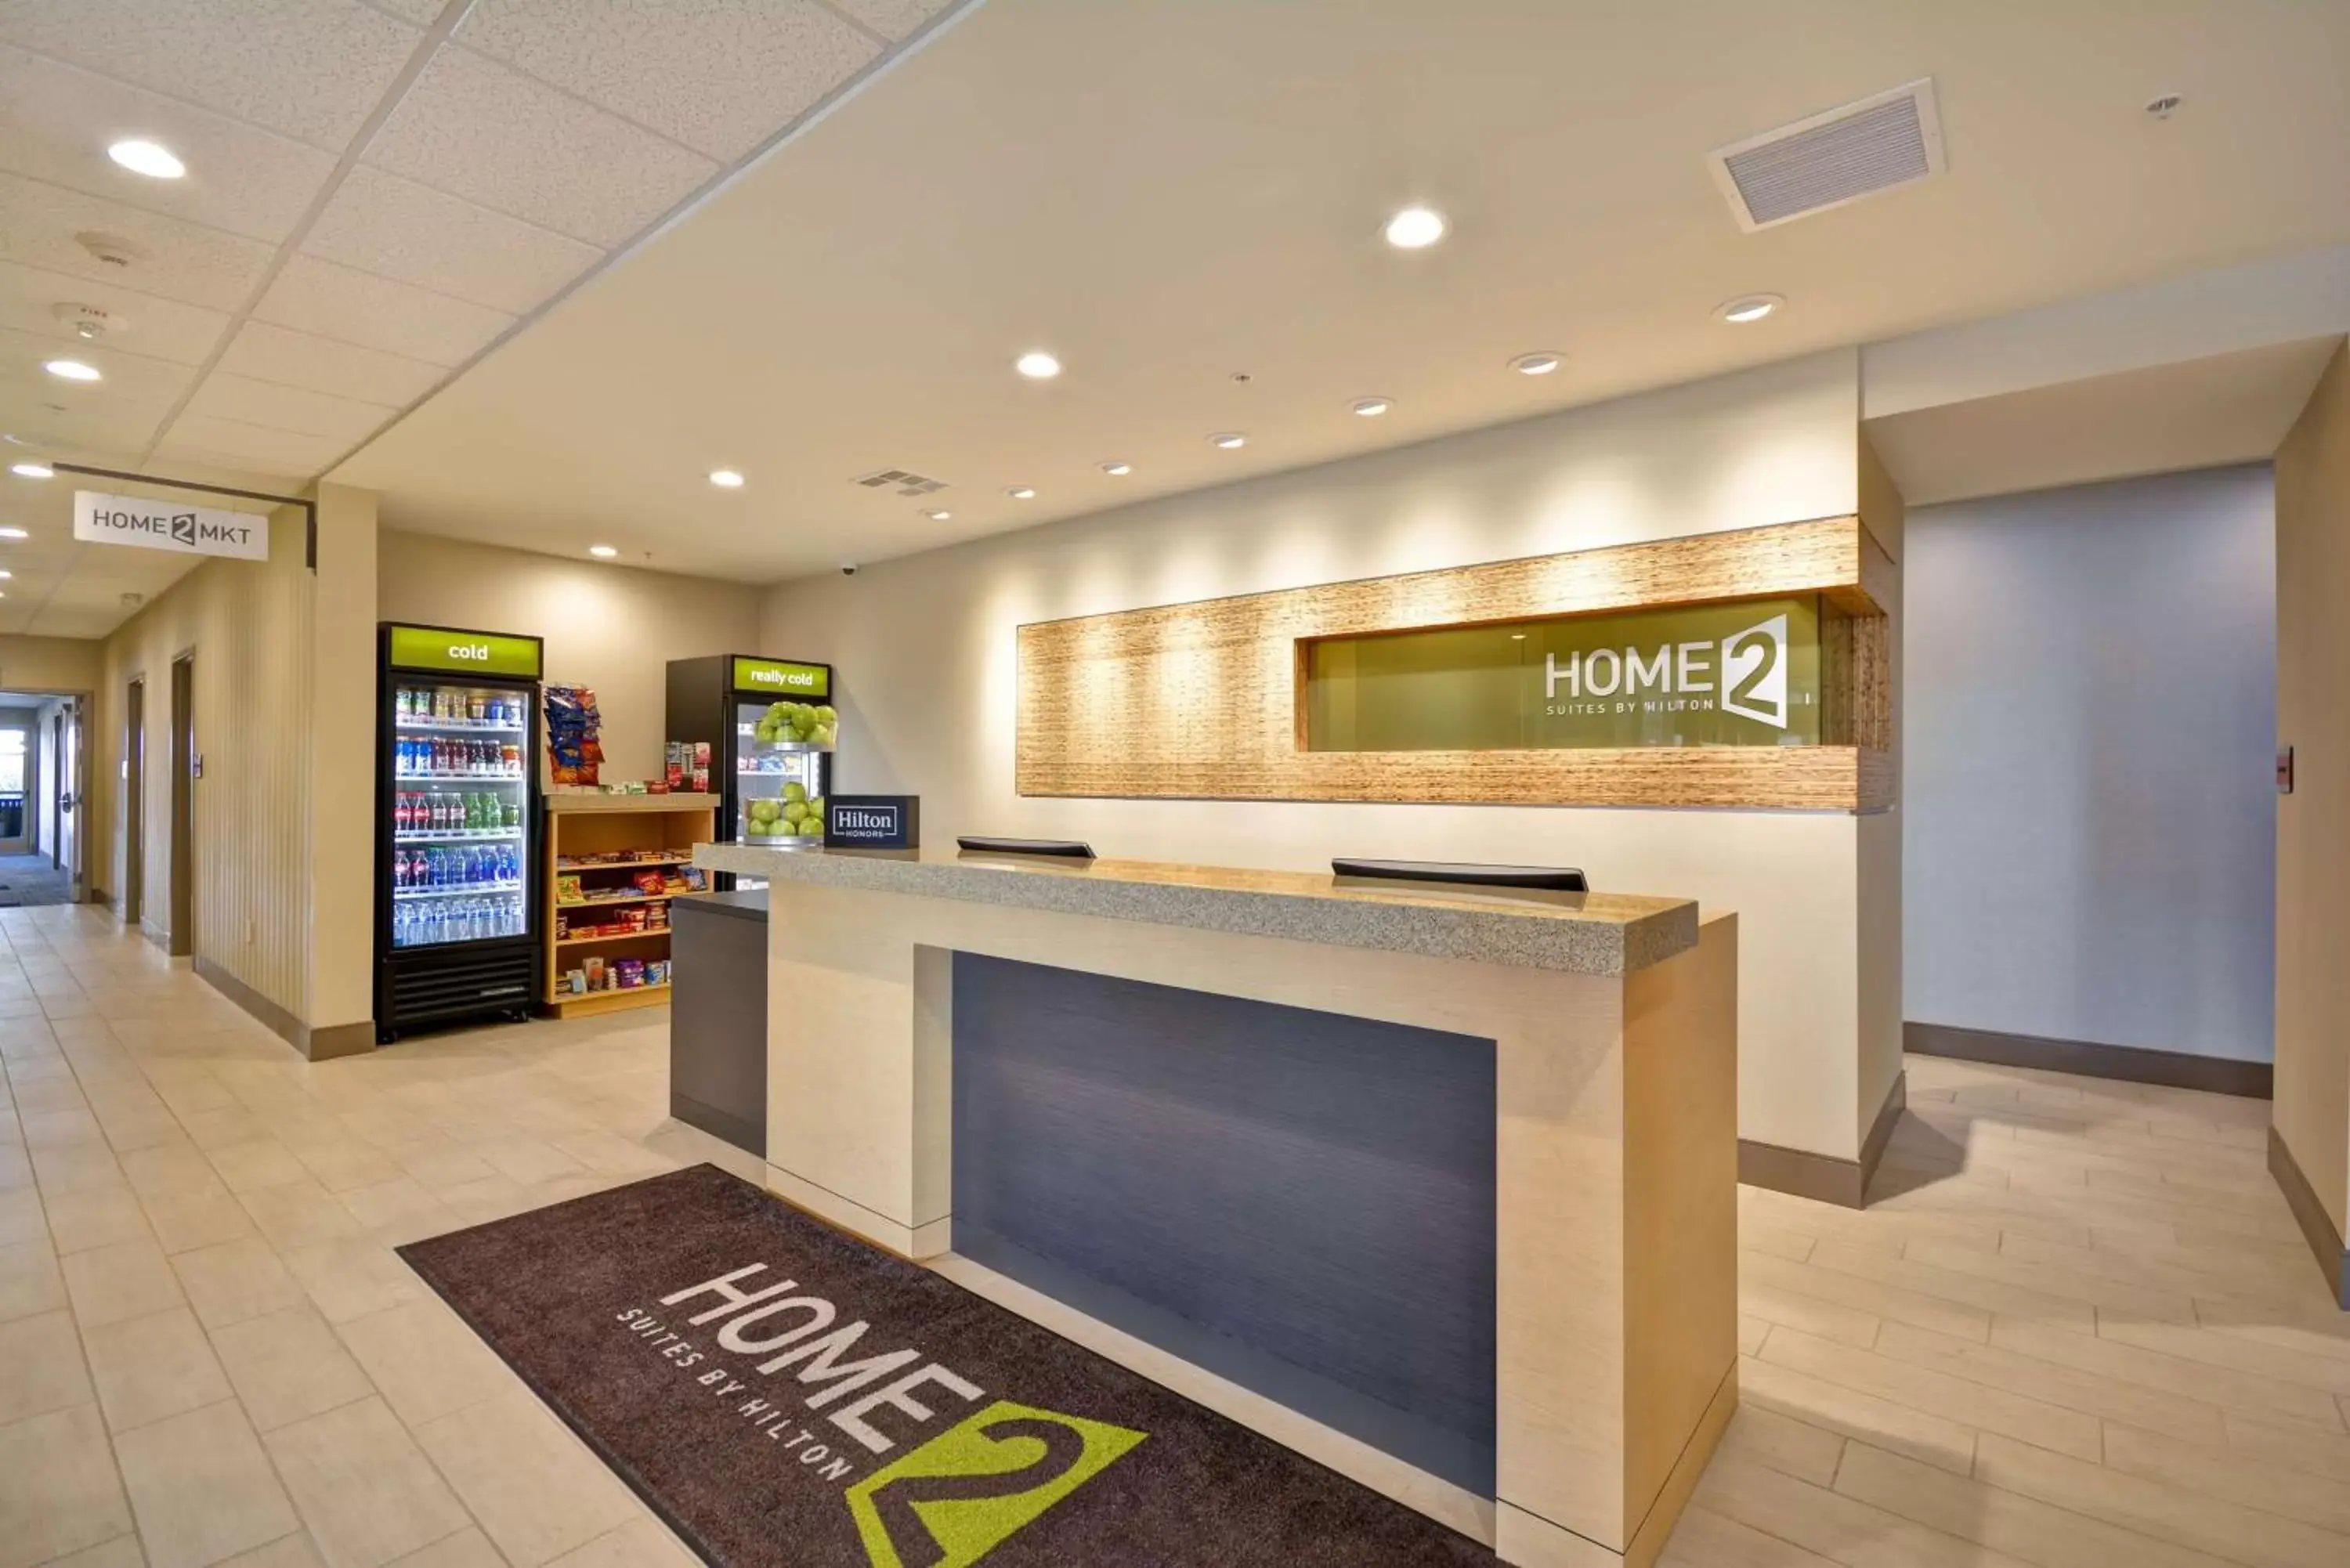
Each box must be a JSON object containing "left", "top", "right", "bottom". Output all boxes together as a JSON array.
[
  {"left": 2268, "top": 1127, "right": 2350, "bottom": 1311},
  {"left": 193, "top": 956, "right": 375, "bottom": 1063},
  {"left": 1906, "top": 1021, "right": 2272, "bottom": 1099},
  {"left": 1740, "top": 1071, "right": 1906, "bottom": 1209}
]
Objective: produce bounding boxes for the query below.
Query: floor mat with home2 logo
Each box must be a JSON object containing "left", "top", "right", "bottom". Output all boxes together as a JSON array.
[{"left": 398, "top": 1163, "right": 1496, "bottom": 1567}]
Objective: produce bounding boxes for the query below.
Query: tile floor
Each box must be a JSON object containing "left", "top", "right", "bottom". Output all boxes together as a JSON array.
[{"left": 5, "top": 903, "right": 2346, "bottom": 1566}]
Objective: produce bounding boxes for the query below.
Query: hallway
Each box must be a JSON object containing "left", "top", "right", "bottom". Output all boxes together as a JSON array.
[{"left": 0, "top": 853, "right": 75, "bottom": 909}]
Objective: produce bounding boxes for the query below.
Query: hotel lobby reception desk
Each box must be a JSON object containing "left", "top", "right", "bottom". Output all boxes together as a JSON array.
[{"left": 695, "top": 844, "right": 1737, "bottom": 1567}]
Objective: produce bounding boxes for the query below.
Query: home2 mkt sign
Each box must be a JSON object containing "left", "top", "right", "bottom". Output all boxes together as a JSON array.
[
  {"left": 74, "top": 490, "right": 269, "bottom": 562},
  {"left": 1303, "top": 597, "right": 1822, "bottom": 751}
]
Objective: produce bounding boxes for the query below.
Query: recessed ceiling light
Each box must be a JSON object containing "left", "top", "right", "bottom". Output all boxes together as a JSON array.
[
  {"left": 1209, "top": 432, "right": 1247, "bottom": 450},
  {"left": 1510, "top": 352, "right": 1563, "bottom": 376},
  {"left": 1383, "top": 205, "right": 1447, "bottom": 249},
  {"left": 1717, "top": 294, "right": 1783, "bottom": 323},
  {"left": 0, "top": 570, "right": 12, "bottom": 580},
  {"left": 9, "top": 464, "right": 52, "bottom": 480},
  {"left": 1006, "top": 486, "right": 1036, "bottom": 500},
  {"left": 588, "top": 545, "right": 619, "bottom": 558},
  {"left": 1352, "top": 397, "right": 1392, "bottom": 417},
  {"left": 923, "top": 508, "right": 952, "bottom": 521},
  {"left": 107, "top": 139, "right": 185, "bottom": 179},
  {"left": 43, "top": 359, "right": 100, "bottom": 381},
  {"left": 1099, "top": 461, "right": 1132, "bottom": 476},
  {"left": 708, "top": 468, "right": 744, "bottom": 488},
  {"left": 1014, "top": 350, "right": 1061, "bottom": 380},
  {"left": 1509, "top": 632, "right": 1527, "bottom": 641},
  {"left": 0, "top": 527, "right": 27, "bottom": 538}
]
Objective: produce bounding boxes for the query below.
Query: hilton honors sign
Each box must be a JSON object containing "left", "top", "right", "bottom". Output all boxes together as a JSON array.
[{"left": 74, "top": 490, "right": 270, "bottom": 562}]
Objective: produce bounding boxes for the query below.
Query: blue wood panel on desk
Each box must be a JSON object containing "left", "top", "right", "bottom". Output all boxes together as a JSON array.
[{"left": 950, "top": 952, "right": 1499, "bottom": 1494}]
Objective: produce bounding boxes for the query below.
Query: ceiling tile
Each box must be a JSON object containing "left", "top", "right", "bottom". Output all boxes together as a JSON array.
[
  {"left": 185, "top": 370, "right": 396, "bottom": 443},
  {"left": 253, "top": 254, "right": 515, "bottom": 366},
  {"left": 303, "top": 164, "right": 602, "bottom": 313},
  {"left": 0, "top": 258, "right": 232, "bottom": 366},
  {"left": 0, "top": 326, "right": 197, "bottom": 405},
  {"left": 364, "top": 45, "right": 718, "bottom": 246},
  {"left": 219, "top": 320, "right": 444, "bottom": 406},
  {"left": 0, "top": 392, "right": 171, "bottom": 464},
  {"left": 0, "top": 0, "right": 424, "bottom": 151},
  {"left": 457, "top": 0, "right": 879, "bottom": 162},
  {"left": 363, "top": 0, "right": 449, "bottom": 22},
  {"left": 0, "top": 44, "right": 339, "bottom": 244},
  {"left": 825, "top": 0, "right": 959, "bottom": 44},
  {"left": 0, "top": 173, "right": 275, "bottom": 313},
  {"left": 154, "top": 412, "right": 345, "bottom": 479}
]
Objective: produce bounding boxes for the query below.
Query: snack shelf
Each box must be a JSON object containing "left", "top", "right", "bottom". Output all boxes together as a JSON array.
[{"left": 541, "top": 793, "right": 715, "bottom": 1020}]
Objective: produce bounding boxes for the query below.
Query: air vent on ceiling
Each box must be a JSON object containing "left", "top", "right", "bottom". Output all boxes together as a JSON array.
[
  {"left": 855, "top": 468, "right": 949, "bottom": 497},
  {"left": 1708, "top": 78, "right": 1944, "bottom": 232}
]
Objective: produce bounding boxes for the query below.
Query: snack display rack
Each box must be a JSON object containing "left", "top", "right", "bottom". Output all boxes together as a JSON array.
[{"left": 540, "top": 793, "right": 718, "bottom": 1020}]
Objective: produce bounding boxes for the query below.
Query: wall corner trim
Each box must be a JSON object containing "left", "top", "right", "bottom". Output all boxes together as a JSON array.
[
  {"left": 2268, "top": 1126, "right": 2350, "bottom": 1311},
  {"left": 1904, "top": 1021, "right": 2272, "bottom": 1099},
  {"left": 1739, "top": 1071, "right": 1905, "bottom": 1209},
  {"left": 193, "top": 957, "right": 376, "bottom": 1063}
]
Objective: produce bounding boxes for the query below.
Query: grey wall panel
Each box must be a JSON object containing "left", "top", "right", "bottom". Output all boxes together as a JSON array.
[
  {"left": 668, "top": 895, "right": 768, "bottom": 1154},
  {"left": 1905, "top": 465, "right": 2277, "bottom": 1062},
  {"left": 950, "top": 952, "right": 1497, "bottom": 1493}
]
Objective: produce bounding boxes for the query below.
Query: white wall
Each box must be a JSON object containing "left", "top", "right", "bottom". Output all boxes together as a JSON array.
[
  {"left": 1904, "top": 466, "right": 2276, "bottom": 1061},
  {"left": 763, "top": 349, "right": 1896, "bottom": 1159},
  {"left": 378, "top": 530, "right": 763, "bottom": 784}
]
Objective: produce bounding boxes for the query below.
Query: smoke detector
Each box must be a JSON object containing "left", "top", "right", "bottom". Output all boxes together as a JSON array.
[
  {"left": 52, "top": 302, "right": 118, "bottom": 341},
  {"left": 1708, "top": 79, "right": 1945, "bottom": 232},
  {"left": 75, "top": 231, "right": 143, "bottom": 269}
]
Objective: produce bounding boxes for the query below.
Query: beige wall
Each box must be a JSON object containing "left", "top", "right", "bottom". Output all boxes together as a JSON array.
[
  {"left": 0, "top": 634, "right": 103, "bottom": 695},
  {"left": 96, "top": 505, "right": 321, "bottom": 1021},
  {"left": 761, "top": 349, "right": 1900, "bottom": 1160},
  {"left": 311, "top": 485, "right": 378, "bottom": 1030},
  {"left": 2274, "top": 339, "right": 2350, "bottom": 1234},
  {"left": 376, "top": 530, "right": 761, "bottom": 783}
]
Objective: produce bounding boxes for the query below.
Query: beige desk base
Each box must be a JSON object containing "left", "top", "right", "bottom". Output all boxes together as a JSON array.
[{"left": 753, "top": 883, "right": 1737, "bottom": 1566}]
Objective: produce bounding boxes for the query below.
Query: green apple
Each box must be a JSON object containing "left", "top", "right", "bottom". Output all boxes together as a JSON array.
[
  {"left": 783, "top": 781, "right": 808, "bottom": 804},
  {"left": 813, "top": 705, "right": 837, "bottom": 726}
]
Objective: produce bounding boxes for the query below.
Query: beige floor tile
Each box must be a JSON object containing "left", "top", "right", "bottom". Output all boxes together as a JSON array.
[
  {"left": 0, "top": 1234, "right": 66, "bottom": 1321},
  {"left": 414, "top": 1391, "right": 639, "bottom": 1566},
  {"left": 1760, "top": 1323, "right": 2103, "bottom": 1461},
  {"left": 217, "top": 1537, "right": 327, "bottom": 1566},
  {"left": 63, "top": 1238, "right": 188, "bottom": 1328},
  {"left": 265, "top": 1396, "right": 475, "bottom": 1568},
  {"left": 2102, "top": 1422, "right": 2350, "bottom": 1534},
  {"left": 0, "top": 1403, "right": 136, "bottom": 1568},
  {"left": 143, "top": 1185, "right": 264, "bottom": 1255},
  {"left": 1740, "top": 1353, "right": 1976, "bottom": 1476},
  {"left": 170, "top": 1237, "right": 309, "bottom": 1331},
  {"left": 239, "top": 1182, "right": 363, "bottom": 1252},
  {"left": 1736, "top": 1275, "right": 1884, "bottom": 1351},
  {"left": 2221, "top": 1409, "right": 2350, "bottom": 1484},
  {"left": 1692, "top": 1451, "right": 2030, "bottom": 1567},
  {"left": 383, "top": 1530, "right": 504, "bottom": 1567},
  {"left": 21, "top": 1104, "right": 107, "bottom": 1149},
  {"left": 1871, "top": 1319, "right": 2231, "bottom": 1445},
  {"left": 473, "top": 1140, "right": 585, "bottom": 1187},
  {"left": 82, "top": 1306, "right": 234, "bottom": 1433},
  {"left": 334, "top": 1299, "right": 512, "bottom": 1428},
  {"left": 381, "top": 1140, "right": 499, "bottom": 1193},
  {"left": 1989, "top": 1316, "right": 2347, "bottom": 1430},
  {"left": 1659, "top": 1503, "right": 1843, "bottom": 1566},
  {"left": 543, "top": 1517, "right": 697, "bottom": 1567},
  {"left": 116, "top": 1398, "right": 304, "bottom": 1568},
  {"left": 120, "top": 1144, "right": 227, "bottom": 1203},
  {"left": 284, "top": 1141, "right": 404, "bottom": 1195},
  {"left": 208, "top": 1141, "right": 315, "bottom": 1197},
  {"left": 1714, "top": 1405, "right": 1846, "bottom": 1487},
  {"left": 212, "top": 1306, "right": 374, "bottom": 1433},
  {"left": 1973, "top": 1432, "right": 2350, "bottom": 1568},
  {"left": 0, "top": 1185, "right": 47, "bottom": 1245},
  {"left": 11, "top": 1074, "right": 89, "bottom": 1115},
  {"left": 336, "top": 1178, "right": 458, "bottom": 1239},
  {"left": 42, "top": 1534, "right": 150, "bottom": 1567},
  {"left": 0, "top": 1308, "right": 96, "bottom": 1422},
  {"left": 31, "top": 1140, "right": 128, "bottom": 1195},
  {"left": 45, "top": 1182, "right": 155, "bottom": 1255},
  {"left": 1834, "top": 1439, "right": 2234, "bottom": 1568},
  {"left": 179, "top": 1109, "right": 273, "bottom": 1154},
  {"left": 277, "top": 1237, "right": 427, "bottom": 1325}
]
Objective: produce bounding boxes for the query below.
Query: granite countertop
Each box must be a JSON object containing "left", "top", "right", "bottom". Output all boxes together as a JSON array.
[{"left": 692, "top": 844, "right": 1696, "bottom": 977}]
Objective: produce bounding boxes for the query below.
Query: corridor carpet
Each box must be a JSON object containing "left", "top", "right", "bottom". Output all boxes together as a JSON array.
[{"left": 399, "top": 1164, "right": 1497, "bottom": 1568}]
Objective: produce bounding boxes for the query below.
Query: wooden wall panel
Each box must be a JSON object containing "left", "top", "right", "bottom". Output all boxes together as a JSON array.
[{"left": 1018, "top": 517, "right": 1894, "bottom": 813}]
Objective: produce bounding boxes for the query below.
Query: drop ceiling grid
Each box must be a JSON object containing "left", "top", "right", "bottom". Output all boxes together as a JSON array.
[{"left": 0, "top": 0, "right": 968, "bottom": 492}]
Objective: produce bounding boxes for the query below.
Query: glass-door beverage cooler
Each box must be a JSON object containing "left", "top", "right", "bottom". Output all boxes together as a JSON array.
[
  {"left": 374, "top": 623, "right": 544, "bottom": 1040},
  {"left": 664, "top": 655, "right": 835, "bottom": 890}
]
